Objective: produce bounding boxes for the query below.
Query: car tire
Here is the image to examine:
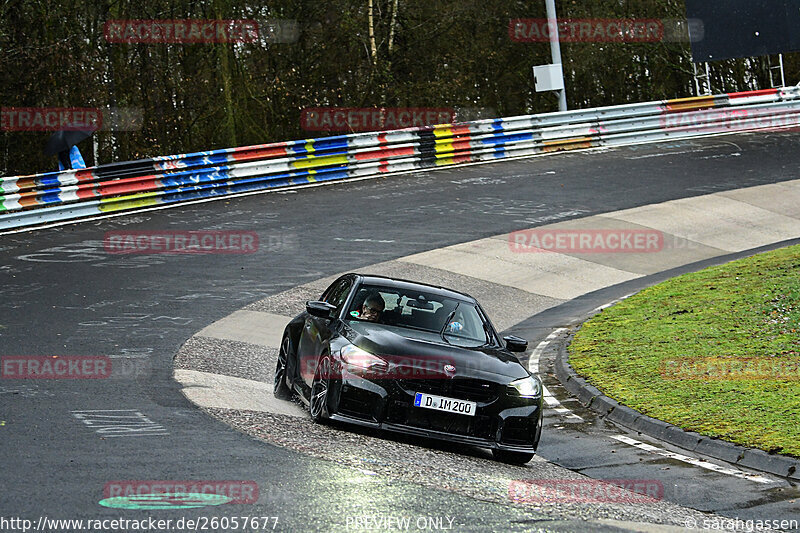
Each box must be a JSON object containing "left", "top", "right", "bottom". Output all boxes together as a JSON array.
[
  {"left": 309, "top": 354, "right": 332, "bottom": 422},
  {"left": 492, "top": 449, "right": 534, "bottom": 465},
  {"left": 274, "top": 334, "right": 294, "bottom": 400}
]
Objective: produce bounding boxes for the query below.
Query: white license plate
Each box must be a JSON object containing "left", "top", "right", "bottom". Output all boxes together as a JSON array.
[{"left": 414, "top": 392, "right": 476, "bottom": 416}]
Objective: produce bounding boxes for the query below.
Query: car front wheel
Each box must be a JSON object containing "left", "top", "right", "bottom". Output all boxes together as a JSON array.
[
  {"left": 274, "top": 334, "right": 294, "bottom": 400},
  {"left": 309, "top": 354, "right": 333, "bottom": 422}
]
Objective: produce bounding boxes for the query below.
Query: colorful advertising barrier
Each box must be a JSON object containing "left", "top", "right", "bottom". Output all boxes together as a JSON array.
[{"left": 2, "top": 88, "right": 800, "bottom": 231}]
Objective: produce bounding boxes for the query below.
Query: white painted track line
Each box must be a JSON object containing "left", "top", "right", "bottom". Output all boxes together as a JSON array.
[
  {"left": 528, "top": 329, "right": 565, "bottom": 371},
  {"left": 592, "top": 292, "right": 636, "bottom": 313},
  {"left": 612, "top": 435, "right": 774, "bottom": 484},
  {"left": 528, "top": 328, "right": 582, "bottom": 421}
]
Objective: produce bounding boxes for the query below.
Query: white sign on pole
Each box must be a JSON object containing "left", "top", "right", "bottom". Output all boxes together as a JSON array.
[{"left": 533, "top": 64, "right": 565, "bottom": 92}]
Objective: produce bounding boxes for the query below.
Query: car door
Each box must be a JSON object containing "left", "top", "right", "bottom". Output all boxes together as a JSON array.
[{"left": 298, "top": 276, "right": 353, "bottom": 389}]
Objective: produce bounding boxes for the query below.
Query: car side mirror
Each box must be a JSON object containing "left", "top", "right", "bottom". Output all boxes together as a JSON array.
[
  {"left": 306, "top": 300, "right": 337, "bottom": 319},
  {"left": 503, "top": 335, "right": 528, "bottom": 352}
]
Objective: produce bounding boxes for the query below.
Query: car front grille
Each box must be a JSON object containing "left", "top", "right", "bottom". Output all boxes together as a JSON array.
[{"left": 397, "top": 376, "right": 500, "bottom": 404}]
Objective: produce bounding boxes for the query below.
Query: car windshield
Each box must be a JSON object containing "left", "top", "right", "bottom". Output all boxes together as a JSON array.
[{"left": 346, "top": 284, "right": 492, "bottom": 347}]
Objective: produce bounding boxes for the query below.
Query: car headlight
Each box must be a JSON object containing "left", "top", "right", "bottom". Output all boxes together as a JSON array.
[
  {"left": 340, "top": 344, "right": 388, "bottom": 375},
  {"left": 508, "top": 376, "right": 542, "bottom": 398}
]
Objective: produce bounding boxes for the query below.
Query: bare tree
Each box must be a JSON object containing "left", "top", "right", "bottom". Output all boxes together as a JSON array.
[
  {"left": 388, "top": 0, "right": 399, "bottom": 54},
  {"left": 367, "top": 0, "right": 377, "bottom": 63}
]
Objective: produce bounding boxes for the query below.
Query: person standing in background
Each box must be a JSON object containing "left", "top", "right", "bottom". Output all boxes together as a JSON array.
[
  {"left": 58, "top": 144, "right": 86, "bottom": 170},
  {"left": 45, "top": 129, "right": 93, "bottom": 171}
]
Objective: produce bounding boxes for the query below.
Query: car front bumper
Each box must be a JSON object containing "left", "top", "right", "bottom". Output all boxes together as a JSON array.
[{"left": 328, "top": 369, "right": 543, "bottom": 452}]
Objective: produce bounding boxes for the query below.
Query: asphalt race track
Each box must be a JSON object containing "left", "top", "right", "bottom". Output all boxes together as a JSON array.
[{"left": 1, "top": 132, "right": 799, "bottom": 532}]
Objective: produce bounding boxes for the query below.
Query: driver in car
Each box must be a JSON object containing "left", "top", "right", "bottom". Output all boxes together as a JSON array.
[{"left": 357, "top": 293, "right": 385, "bottom": 322}]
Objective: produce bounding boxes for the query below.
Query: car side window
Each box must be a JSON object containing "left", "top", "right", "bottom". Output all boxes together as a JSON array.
[
  {"left": 320, "top": 278, "right": 340, "bottom": 302},
  {"left": 324, "top": 279, "right": 352, "bottom": 312}
]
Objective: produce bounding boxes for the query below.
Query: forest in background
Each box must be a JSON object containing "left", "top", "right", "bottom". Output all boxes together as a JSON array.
[{"left": 1, "top": 0, "right": 798, "bottom": 176}]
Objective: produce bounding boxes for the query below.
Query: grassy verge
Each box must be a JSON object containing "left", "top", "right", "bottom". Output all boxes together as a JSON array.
[{"left": 569, "top": 244, "right": 800, "bottom": 456}]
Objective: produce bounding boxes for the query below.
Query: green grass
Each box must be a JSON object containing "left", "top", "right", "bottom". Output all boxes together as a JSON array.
[{"left": 569, "top": 244, "right": 800, "bottom": 457}]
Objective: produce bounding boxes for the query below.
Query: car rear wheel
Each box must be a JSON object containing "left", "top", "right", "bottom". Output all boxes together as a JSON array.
[
  {"left": 274, "top": 334, "right": 294, "bottom": 400},
  {"left": 492, "top": 449, "right": 534, "bottom": 465},
  {"left": 309, "top": 354, "right": 332, "bottom": 422}
]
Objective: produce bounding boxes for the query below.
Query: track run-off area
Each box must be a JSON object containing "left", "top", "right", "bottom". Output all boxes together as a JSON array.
[{"left": 1, "top": 132, "right": 799, "bottom": 532}]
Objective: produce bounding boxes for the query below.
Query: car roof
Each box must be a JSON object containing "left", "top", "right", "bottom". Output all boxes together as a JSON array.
[{"left": 351, "top": 273, "right": 477, "bottom": 303}]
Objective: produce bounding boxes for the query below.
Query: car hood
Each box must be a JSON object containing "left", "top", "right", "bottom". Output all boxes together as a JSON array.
[{"left": 342, "top": 321, "right": 529, "bottom": 381}]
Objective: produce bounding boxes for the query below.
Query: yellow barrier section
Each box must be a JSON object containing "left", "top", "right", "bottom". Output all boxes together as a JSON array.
[
  {"left": 98, "top": 192, "right": 161, "bottom": 213},
  {"left": 665, "top": 95, "right": 719, "bottom": 112},
  {"left": 290, "top": 154, "right": 349, "bottom": 170},
  {"left": 542, "top": 137, "right": 595, "bottom": 152}
]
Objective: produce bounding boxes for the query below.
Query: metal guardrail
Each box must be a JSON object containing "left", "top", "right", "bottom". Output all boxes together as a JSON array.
[{"left": 2, "top": 87, "right": 800, "bottom": 230}]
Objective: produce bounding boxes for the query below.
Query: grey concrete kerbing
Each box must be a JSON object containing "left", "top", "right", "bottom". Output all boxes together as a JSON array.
[{"left": 554, "top": 329, "right": 800, "bottom": 480}]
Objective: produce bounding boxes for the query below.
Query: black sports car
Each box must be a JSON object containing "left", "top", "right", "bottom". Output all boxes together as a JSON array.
[{"left": 274, "top": 274, "right": 543, "bottom": 464}]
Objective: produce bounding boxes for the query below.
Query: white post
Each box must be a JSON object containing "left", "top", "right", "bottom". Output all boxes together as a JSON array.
[{"left": 545, "top": 0, "right": 567, "bottom": 111}]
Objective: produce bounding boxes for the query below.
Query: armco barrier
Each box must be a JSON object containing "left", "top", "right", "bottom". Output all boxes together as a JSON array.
[{"left": 2, "top": 87, "right": 800, "bottom": 230}]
